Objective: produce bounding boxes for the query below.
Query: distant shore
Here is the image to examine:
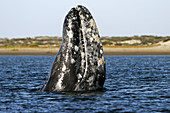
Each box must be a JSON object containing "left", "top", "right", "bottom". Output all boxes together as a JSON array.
[
  {"left": 0, "top": 46, "right": 170, "bottom": 55},
  {"left": 1, "top": 35, "right": 170, "bottom": 55}
]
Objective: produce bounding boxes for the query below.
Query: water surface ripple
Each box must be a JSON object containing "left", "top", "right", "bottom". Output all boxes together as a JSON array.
[{"left": 0, "top": 55, "right": 170, "bottom": 112}]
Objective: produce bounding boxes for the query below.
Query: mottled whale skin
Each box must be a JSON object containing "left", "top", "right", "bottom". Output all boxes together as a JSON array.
[{"left": 42, "top": 5, "right": 106, "bottom": 92}]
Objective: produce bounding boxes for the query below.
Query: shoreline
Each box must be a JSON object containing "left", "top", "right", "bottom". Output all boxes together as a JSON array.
[{"left": 0, "top": 47, "right": 170, "bottom": 55}]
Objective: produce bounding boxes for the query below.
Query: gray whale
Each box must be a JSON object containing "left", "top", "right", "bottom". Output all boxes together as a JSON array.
[{"left": 42, "top": 5, "right": 106, "bottom": 92}]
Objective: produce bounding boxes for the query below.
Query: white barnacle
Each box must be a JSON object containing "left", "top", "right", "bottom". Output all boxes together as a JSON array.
[
  {"left": 62, "top": 64, "right": 66, "bottom": 72},
  {"left": 98, "top": 56, "right": 105, "bottom": 65},
  {"left": 90, "top": 37, "right": 93, "bottom": 42},
  {"left": 87, "top": 76, "right": 94, "bottom": 82},
  {"left": 67, "top": 30, "right": 73, "bottom": 38},
  {"left": 100, "top": 49, "right": 103, "bottom": 54},
  {"left": 68, "top": 19, "right": 72, "bottom": 27},
  {"left": 81, "top": 52, "right": 85, "bottom": 58},
  {"left": 90, "top": 19, "right": 99, "bottom": 34},
  {"left": 75, "top": 46, "right": 79, "bottom": 51},
  {"left": 68, "top": 43, "right": 73, "bottom": 47},
  {"left": 65, "top": 54, "right": 69, "bottom": 62},
  {"left": 87, "top": 76, "right": 94, "bottom": 86},
  {"left": 87, "top": 28, "right": 91, "bottom": 33},
  {"left": 71, "top": 58, "right": 75, "bottom": 64},
  {"left": 92, "top": 34, "right": 100, "bottom": 43},
  {"left": 56, "top": 73, "right": 64, "bottom": 90},
  {"left": 82, "top": 59, "right": 86, "bottom": 63},
  {"left": 80, "top": 14, "right": 85, "bottom": 20},
  {"left": 67, "top": 20, "right": 73, "bottom": 38},
  {"left": 72, "top": 17, "right": 76, "bottom": 20},
  {"left": 77, "top": 73, "right": 82, "bottom": 80}
]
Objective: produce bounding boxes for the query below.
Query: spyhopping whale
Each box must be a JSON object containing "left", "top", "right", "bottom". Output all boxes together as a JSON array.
[{"left": 42, "top": 5, "right": 106, "bottom": 92}]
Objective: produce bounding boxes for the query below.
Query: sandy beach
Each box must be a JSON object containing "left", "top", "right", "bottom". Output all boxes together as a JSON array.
[
  {"left": 0, "top": 46, "right": 170, "bottom": 55},
  {"left": 104, "top": 46, "right": 170, "bottom": 55}
]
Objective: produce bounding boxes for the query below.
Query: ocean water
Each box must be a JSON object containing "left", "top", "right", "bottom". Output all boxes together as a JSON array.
[{"left": 0, "top": 55, "right": 170, "bottom": 112}]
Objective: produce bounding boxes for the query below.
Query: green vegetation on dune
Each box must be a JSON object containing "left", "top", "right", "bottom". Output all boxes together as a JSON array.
[
  {"left": 0, "top": 36, "right": 61, "bottom": 48},
  {"left": 0, "top": 35, "right": 170, "bottom": 48},
  {"left": 101, "top": 35, "right": 170, "bottom": 47}
]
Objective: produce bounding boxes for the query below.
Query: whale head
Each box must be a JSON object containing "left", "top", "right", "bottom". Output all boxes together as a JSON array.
[{"left": 42, "top": 5, "right": 106, "bottom": 92}]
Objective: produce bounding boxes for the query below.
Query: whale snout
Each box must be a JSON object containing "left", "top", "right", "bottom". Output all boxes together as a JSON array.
[{"left": 42, "top": 5, "right": 106, "bottom": 92}]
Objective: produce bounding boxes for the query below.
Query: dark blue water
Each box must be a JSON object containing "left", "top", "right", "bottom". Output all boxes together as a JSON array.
[{"left": 0, "top": 55, "right": 170, "bottom": 112}]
